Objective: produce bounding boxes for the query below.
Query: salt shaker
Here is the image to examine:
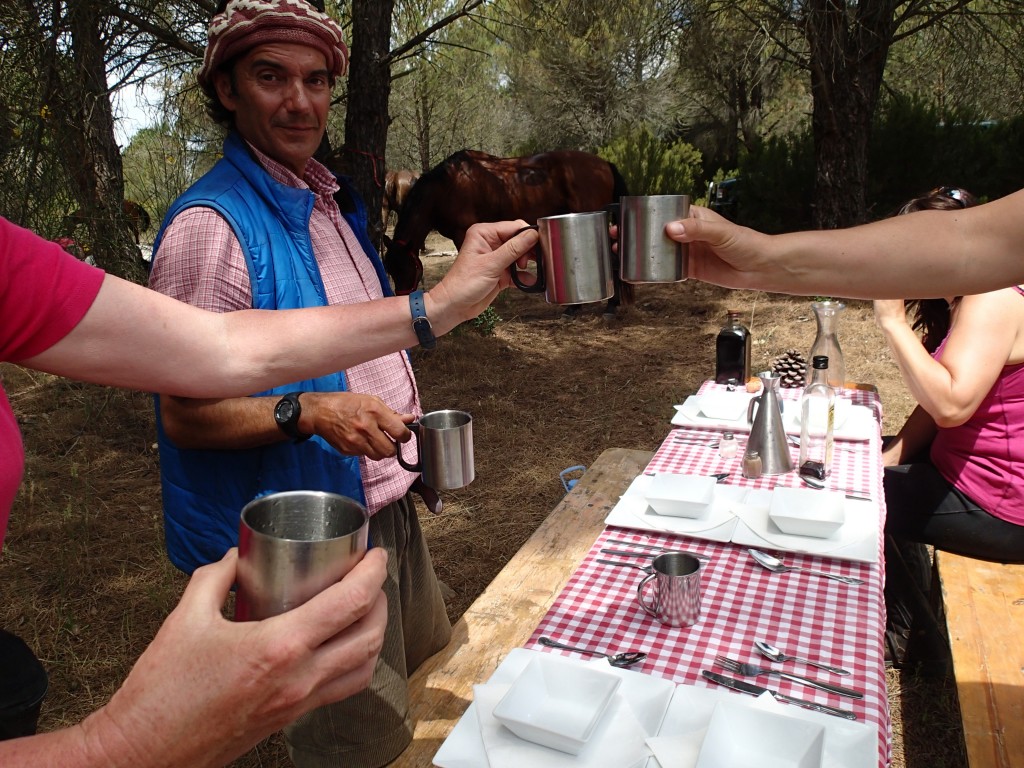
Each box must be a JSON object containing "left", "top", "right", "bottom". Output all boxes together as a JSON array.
[
  {"left": 719, "top": 432, "right": 737, "bottom": 459},
  {"left": 742, "top": 449, "right": 762, "bottom": 479}
]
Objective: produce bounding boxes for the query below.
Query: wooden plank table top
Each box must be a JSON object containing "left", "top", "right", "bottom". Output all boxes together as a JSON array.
[
  {"left": 937, "top": 552, "right": 1024, "bottom": 768},
  {"left": 390, "top": 447, "right": 653, "bottom": 767}
]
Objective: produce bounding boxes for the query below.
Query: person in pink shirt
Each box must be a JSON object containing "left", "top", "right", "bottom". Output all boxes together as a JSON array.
[
  {"left": 0, "top": 211, "right": 536, "bottom": 766},
  {"left": 873, "top": 187, "right": 1024, "bottom": 667}
]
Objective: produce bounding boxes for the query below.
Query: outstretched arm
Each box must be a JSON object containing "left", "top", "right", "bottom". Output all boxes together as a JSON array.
[
  {"left": 23, "top": 221, "right": 539, "bottom": 398},
  {"left": 667, "top": 190, "right": 1024, "bottom": 299}
]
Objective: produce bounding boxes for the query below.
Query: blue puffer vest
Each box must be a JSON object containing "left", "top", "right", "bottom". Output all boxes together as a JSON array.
[{"left": 151, "top": 132, "right": 393, "bottom": 575}]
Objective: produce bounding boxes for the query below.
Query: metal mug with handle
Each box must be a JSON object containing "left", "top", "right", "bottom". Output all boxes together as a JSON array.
[
  {"left": 396, "top": 410, "right": 474, "bottom": 490},
  {"left": 636, "top": 551, "right": 702, "bottom": 627},
  {"left": 509, "top": 211, "right": 615, "bottom": 305}
]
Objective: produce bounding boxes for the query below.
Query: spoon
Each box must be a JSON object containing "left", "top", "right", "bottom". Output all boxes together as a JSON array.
[
  {"left": 747, "top": 548, "right": 865, "bottom": 585},
  {"left": 538, "top": 636, "right": 647, "bottom": 667},
  {"left": 754, "top": 639, "right": 852, "bottom": 676}
]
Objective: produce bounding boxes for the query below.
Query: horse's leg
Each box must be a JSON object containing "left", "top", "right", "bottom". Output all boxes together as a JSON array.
[{"left": 562, "top": 303, "right": 584, "bottom": 319}]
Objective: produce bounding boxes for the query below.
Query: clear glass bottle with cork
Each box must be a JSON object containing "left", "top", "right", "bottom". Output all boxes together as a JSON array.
[
  {"left": 715, "top": 310, "right": 751, "bottom": 385},
  {"left": 798, "top": 355, "right": 836, "bottom": 480}
]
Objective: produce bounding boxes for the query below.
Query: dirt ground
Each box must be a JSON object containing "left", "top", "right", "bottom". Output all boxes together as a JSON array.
[{"left": 0, "top": 232, "right": 965, "bottom": 766}]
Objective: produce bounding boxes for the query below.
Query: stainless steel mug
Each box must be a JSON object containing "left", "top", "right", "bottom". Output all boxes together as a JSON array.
[
  {"left": 396, "top": 410, "right": 474, "bottom": 490},
  {"left": 509, "top": 211, "right": 615, "bottom": 304},
  {"left": 619, "top": 195, "right": 689, "bottom": 283},
  {"left": 637, "top": 551, "right": 702, "bottom": 627},
  {"left": 235, "top": 491, "right": 369, "bottom": 621}
]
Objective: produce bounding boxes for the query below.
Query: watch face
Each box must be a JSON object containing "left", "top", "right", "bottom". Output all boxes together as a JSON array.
[{"left": 276, "top": 400, "right": 296, "bottom": 423}]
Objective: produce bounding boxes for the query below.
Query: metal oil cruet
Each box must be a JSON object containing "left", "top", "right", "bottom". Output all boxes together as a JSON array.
[
  {"left": 807, "top": 300, "right": 846, "bottom": 392},
  {"left": 745, "top": 371, "right": 793, "bottom": 475}
]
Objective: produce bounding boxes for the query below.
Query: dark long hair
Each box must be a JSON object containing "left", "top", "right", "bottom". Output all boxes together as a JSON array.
[{"left": 900, "top": 187, "right": 979, "bottom": 353}]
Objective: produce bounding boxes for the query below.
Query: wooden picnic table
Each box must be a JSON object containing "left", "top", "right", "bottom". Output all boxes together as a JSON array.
[{"left": 391, "top": 447, "right": 653, "bottom": 766}]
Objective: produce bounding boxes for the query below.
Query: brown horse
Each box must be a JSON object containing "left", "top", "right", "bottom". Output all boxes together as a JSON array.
[
  {"left": 384, "top": 149, "right": 634, "bottom": 314},
  {"left": 382, "top": 169, "right": 419, "bottom": 226}
]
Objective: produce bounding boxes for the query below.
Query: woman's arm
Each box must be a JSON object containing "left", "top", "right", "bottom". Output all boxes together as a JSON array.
[
  {"left": 22, "top": 221, "right": 538, "bottom": 397},
  {"left": 882, "top": 405, "right": 939, "bottom": 467},
  {"left": 875, "top": 290, "right": 1024, "bottom": 426},
  {"left": 666, "top": 189, "right": 1024, "bottom": 299}
]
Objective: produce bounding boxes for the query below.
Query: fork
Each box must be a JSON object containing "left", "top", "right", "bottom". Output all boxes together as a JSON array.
[{"left": 714, "top": 656, "right": 863, "bottom": 699}]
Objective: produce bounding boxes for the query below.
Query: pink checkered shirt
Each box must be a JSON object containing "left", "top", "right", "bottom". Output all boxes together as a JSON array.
[{"left": 150, "top": 141, "right": 419, "bottom": 514}]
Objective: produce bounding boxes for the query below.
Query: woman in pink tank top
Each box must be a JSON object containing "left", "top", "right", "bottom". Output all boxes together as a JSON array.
[{"left": 874, "top": 187, "right": 1024, "bottom": 669}]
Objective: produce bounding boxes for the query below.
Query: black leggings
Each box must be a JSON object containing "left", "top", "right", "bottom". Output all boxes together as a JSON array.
[{"left": 884, "top": 461, "right": 1024, "bottom": 564}]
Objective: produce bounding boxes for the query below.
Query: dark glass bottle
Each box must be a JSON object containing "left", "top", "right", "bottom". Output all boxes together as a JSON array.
[{"left": 715, "top": 310, "right": 751, "bottom": 385}]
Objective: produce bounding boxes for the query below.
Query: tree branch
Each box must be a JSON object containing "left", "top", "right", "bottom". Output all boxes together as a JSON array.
[{"left": 387, "top": 0, "right": 487, "bottom": 65}]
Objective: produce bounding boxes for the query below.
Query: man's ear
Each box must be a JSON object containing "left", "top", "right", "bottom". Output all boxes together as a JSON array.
[{"left": 212, "top": 70, "right": 237, "bottom": 112}]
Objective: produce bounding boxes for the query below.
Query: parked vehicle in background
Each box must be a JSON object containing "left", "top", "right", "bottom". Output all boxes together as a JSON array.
[{"left": 708, "top": 177, "right": 740, "bottom": 221}]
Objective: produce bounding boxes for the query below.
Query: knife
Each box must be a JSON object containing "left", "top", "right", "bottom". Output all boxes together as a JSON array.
[
  {"left": 599, "top": 548, "right": 711, "bottom": 561},
  {"left": 701, "top": 670, "right": 858, "bottom": 721}
]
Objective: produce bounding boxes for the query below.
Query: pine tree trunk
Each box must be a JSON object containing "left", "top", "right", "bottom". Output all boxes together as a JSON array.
[
  {"left": 60, "top": 1, "right": 145, "bottom": 283},
  {"left": 804, "top": 0, "right": 897, "bottom": 230},
  {"left": 344, "top": 0, "right": 395, "bottom": 250}
]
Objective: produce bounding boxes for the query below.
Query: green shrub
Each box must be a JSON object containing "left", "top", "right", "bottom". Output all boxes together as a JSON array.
[
  {"left": 599, "top": 127, "right": 703, "bottom": 196},
  {"left": 471, "top": 305, "right": 501, "bottom": 335}
]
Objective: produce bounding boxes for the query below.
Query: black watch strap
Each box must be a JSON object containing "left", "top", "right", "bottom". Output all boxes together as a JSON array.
[
  {"left": 274, "top": 392, "right": 312, "bottom": 442},
  {"left": 409, "top": 290, "right": 437, "bottom": 350}
]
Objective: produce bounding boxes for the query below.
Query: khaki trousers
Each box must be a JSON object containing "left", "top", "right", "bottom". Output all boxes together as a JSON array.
[{"left": 284, "top": 493, "right": 452, "bottom": 767}]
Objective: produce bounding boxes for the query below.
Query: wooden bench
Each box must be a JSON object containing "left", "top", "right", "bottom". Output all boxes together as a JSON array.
[
  {"left": 390, "top": 447, "right": 652, "bottom": 766},
  {"left": 936, "top": 551, "right": 1024, "bottom": 768}
]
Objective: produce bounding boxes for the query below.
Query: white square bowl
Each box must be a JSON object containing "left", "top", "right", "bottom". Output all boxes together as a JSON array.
[
  {"left": 769, "top": 487, "right": 845, "bottom": 538},
  {"left": 491, "top": 656, "right": 621, "bottom": 754},
  {"left": 646, "top": 473, "right": 716, "bottom": 518},
  {"left": 695, "top": 701, "right": 825, "bottom": 768},
  {"left": 697, "top": 390, "right": 752, "bottom": 421}
]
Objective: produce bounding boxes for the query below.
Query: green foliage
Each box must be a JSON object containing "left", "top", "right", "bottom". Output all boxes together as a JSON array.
[
  {"left": 599, "top": 127, "right": 702, "bottom": 197},
  {"left": 470, "top": 305, "right": 502, "bottom": 336},
  {"left": 729, "top": 95, "right": 1024, "bottom": 234},
  {"left": 868, "top": 96, "right": 1024, "bottom": 218},
  {"left": 736, "top": 131, "right": 815, "bottom": 233}
]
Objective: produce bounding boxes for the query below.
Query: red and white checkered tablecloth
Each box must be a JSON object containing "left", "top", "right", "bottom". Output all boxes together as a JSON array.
[{"left": 527, "top": 382, "right": 892, "bottom": 767}]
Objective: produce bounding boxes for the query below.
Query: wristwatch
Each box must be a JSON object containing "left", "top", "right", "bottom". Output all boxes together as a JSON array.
[
  {"left": 409, "top": 290, "right": 437, "bottom": 350},
  {"left": 274, "top": 392, "right": 312, "bottom": 442}
]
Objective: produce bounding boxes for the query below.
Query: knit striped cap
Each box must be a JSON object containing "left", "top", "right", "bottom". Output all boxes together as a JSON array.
[{"left": 198, "top": 0, "right": 349, "bottom": 90}]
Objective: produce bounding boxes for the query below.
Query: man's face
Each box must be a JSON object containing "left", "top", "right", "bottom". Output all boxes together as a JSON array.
[{"left": 214, "top": 42, "right": 333, "bottom": 177}]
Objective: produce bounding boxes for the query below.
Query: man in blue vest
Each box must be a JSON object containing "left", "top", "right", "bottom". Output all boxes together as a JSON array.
[{"left": 149, "top": 2, "right": 470, "bottom": 765}]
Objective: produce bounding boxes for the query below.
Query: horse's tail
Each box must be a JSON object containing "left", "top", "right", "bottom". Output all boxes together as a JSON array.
[{"left": 606, "top": 162, "right": 635, "bottom": 307}]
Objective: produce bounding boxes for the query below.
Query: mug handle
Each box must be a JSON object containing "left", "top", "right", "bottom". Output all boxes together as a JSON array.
[
  {"left": 746, "top": 395, "right": 761, "bottom": 425},
  {"left": 637, "top": 572, "right": 659, "bottom": 618},
  {"left": 509, "top": 224, "right": 545, "bottom": 294},
  {"left": 394, "top": 422, "right": 422, "bottom": 473}
]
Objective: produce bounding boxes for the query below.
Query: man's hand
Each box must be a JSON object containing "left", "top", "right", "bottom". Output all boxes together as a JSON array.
[{"left": 302, "top": 392, "right": 413, "bottom": 460}]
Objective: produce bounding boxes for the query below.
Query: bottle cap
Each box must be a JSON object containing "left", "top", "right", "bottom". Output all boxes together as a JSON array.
[
  {"left": 723, "top": 431, "right": 735, "bottom": 439},
  {"left": 812, "top": 355, "right": 829, "bottom": 369}
]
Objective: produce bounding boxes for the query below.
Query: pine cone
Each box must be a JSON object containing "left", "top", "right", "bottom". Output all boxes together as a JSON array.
[{"left": 772, "top": 348, "right": 807, "bottom": 388}]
